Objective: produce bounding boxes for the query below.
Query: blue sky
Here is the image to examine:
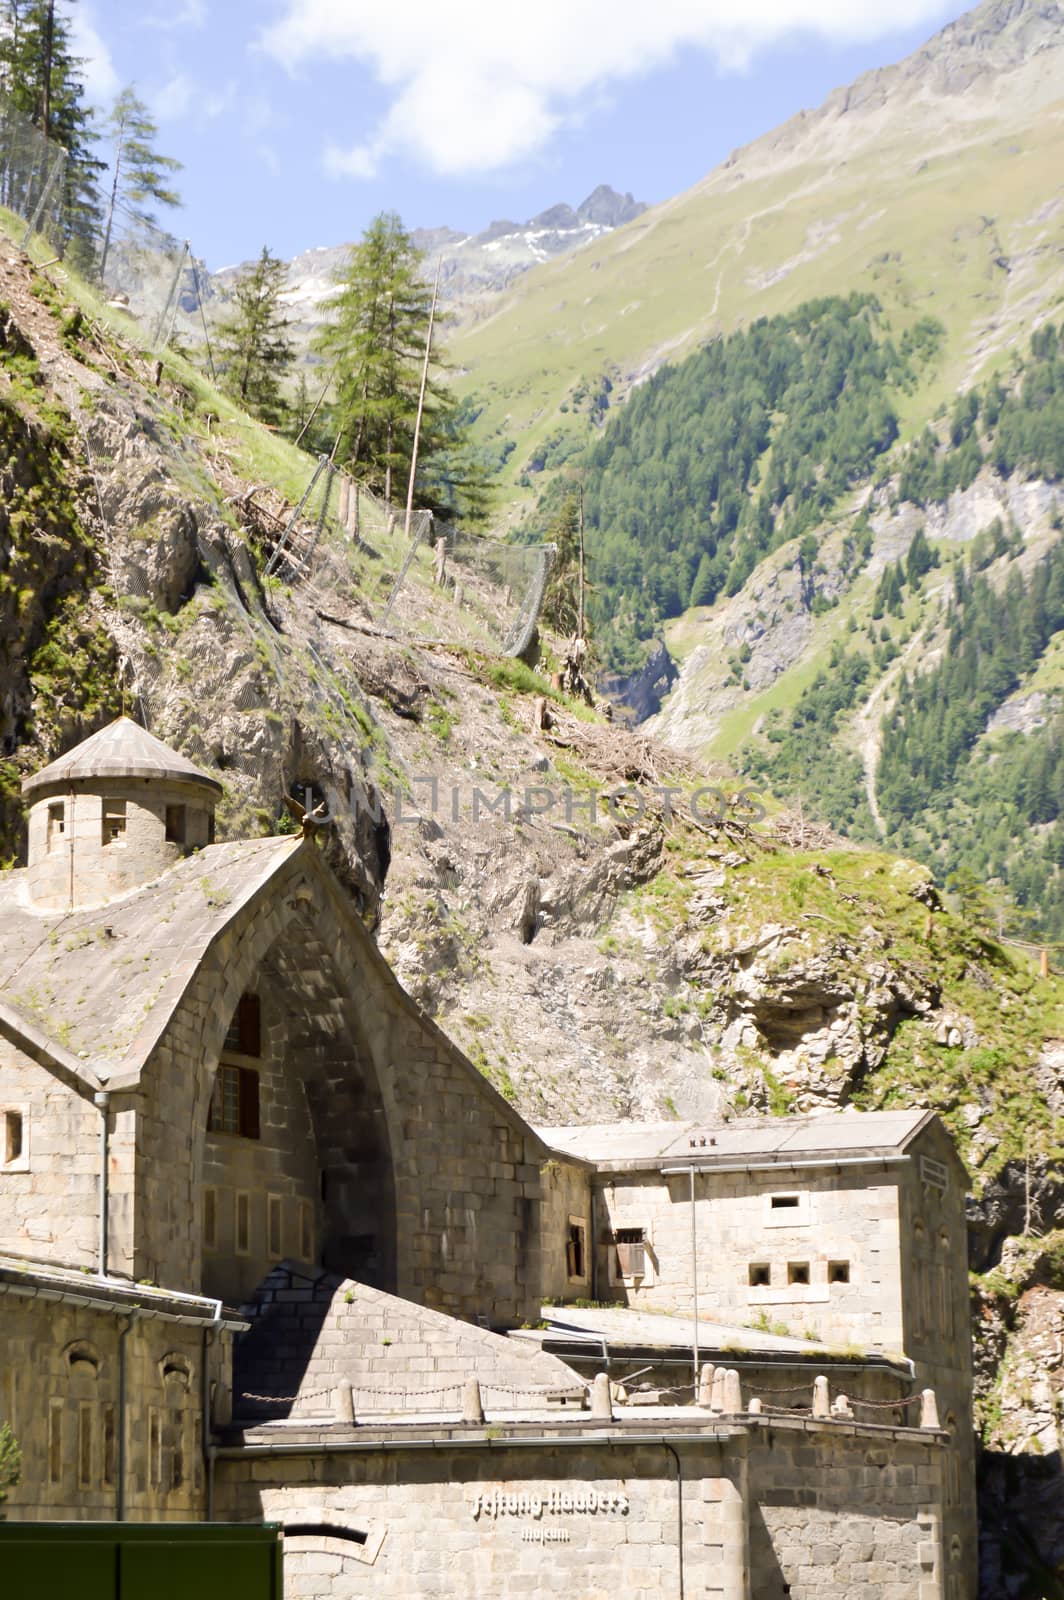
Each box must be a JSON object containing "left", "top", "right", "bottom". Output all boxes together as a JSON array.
[{"left": 74, "top": 0, "right": 966, "bottom": 271}]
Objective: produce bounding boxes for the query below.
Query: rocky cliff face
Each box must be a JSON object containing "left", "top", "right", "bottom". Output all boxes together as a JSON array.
[{"left": 1, "top": 245, "right": 1062, "bottom": 1594}]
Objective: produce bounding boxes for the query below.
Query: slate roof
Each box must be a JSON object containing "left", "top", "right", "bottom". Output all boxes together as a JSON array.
[
  {"left": 0, "top": 835, "right": 300, "bottom": 1087},
  {"left": 22, "top": 716, "right": 223, "bottom": 797},
  {"left": 535, "top": 1109, "right": 937, "bottom": 1172}
]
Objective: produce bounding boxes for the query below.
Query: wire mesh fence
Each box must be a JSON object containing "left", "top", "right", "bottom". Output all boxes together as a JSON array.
[{"left": 0, "top": 90, "right": 554, "bottom": 660}]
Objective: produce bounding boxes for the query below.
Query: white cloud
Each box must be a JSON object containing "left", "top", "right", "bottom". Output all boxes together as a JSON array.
[
  {"left": 144, "top": 0, "right": 207, "bottom": 28},
  {"left": 260, "top": 0, "right": 954, "bottom": 178},
  {"left": 153, "top": 73, "right": 235, "bottom": 124},
  {"left": 67, "top": 3, "right": 120, "bottom": 106}
]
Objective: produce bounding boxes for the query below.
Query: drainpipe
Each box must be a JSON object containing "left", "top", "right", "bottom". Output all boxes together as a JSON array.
[
  {"left": 67, "top": 788, "right": 75, "bottom": 910},
  {"left": 94, "top": 1091, "right": 110, "bottom": 1276},
  {"left": 688, "top": 1166, "right": 700, "bottom": 1390},
  {"left": 661, "top": 1442, "right": 686, "bottom": 1600},
  {"left": 590, "top": 1187, "right": 598, "bottom": 1302},
  {"left": 116, "top": 1310, "right": 136, "bottom": 1521}
]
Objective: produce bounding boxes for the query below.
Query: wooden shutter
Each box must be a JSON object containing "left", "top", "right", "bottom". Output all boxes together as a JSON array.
[
  {"left": 615, "top": 1234, "right": 646, "bottom": 1277},
  {"left": 237, "top": 1067, "right": 260, "bottom": 1140}
]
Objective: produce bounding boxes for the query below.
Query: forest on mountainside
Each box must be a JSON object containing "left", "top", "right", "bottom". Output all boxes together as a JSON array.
[{"left": 574, "top": 295, "right": 942, "bottom": 673}]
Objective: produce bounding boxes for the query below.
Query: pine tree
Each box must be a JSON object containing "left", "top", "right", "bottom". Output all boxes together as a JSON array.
[
  {"left": 0, "top": 1, "right": 103, "bottom": 259},
  {"left": 216, "top": 246, "right": 294, "bottom": 429},
  {"left": 314, "top": 211, "right": 441, "bottom": 502},
  {"left": 98, "top": 87, "right": 181, "bottom": 280}
]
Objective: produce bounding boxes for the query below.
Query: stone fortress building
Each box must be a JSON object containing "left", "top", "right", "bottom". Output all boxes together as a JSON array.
[{"left": 0, "top": 719, "right": 978, "bottom": 1597}]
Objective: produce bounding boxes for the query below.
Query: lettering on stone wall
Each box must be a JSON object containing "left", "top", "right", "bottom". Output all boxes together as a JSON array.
[{"left": 471, "top": 1488, "right": 630, "bottom": 1521}]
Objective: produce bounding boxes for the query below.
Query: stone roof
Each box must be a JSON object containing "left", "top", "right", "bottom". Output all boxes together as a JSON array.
[
  {"left": 535, "top": 1304, "right": 891, "bottom": 1362},
  {"left": 0, "top": 1255, "right": 248, "bottom": 1329},
  {"left": 0, "top": 835, "right": 300, "bottom": 1084},
  {"left": 22, "top": 716, "right": 223, "bottom": 797},
  {"left": 535, "top": 1109, "right": 937, "bottom": 1171}
]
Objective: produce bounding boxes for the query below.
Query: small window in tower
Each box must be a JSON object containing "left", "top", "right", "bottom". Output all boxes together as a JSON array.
[
  {"left": 206, "top": 812, "right": 216, "bottom": 845},
  {"left": 615, "top": 1227, "right": 646, "bottom": 1278},
  {"left": 165, "top": 804, "right": 186, "bottom": 845},
  {"left": 102, "top": 1404, "right": 116, "bottom": 1488},
  {"left": 748, "top": 1263, "right": 771, "bottom": 1287},
  {"left": 788, "top": 1261, "right": 810, "bottom": 1286},
  {"left": 300, "top": 1201, "right": 314, "bottom": 1263},
  {"left": 47, "top": 801, "right": 65, "bottom": 852},
  {"left": 224, "top": 994, "right": 261, "bottom": 1057},
  {"left": 235, "top": 1192, "right": 250, "bottom": 1256},
  {"left": 4, "top": 1110, "right": 23, "bottom": 1166},
  {"left": 268, "top": 1194, "right": 283, "bottom": 1259},
  {"left": 566, "top": 1218, "right": 587, "bottom": 1281},
  {"left": 102, "top": 800, "right": 126, "bottom": 846},
  {"left": 771, "top": 1195, "right": 800, "bottom": 1209},
  {"left": 48, "top": 1400, "right": 64, "bottom": 1485},
  {"left": 77, "top": 1402, "right": 93, "bottom": 1489},
  {"left": 829, "top": 1261, "right": 850, "bottom": 1285}
]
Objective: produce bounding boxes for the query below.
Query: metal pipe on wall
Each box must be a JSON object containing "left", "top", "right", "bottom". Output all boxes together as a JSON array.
[{"left": 94, "top": 1090, "right": 110, "bottom": 1275}]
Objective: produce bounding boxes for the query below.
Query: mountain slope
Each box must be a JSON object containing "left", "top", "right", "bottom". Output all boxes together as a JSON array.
[{"left": 450, "top": 0, "right": 1064, "bottom": 511}]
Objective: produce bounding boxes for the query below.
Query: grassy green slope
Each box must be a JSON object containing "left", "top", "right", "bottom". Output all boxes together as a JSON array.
[{"left": 452, "top": 0, "right": 1064, "bottom": 512}]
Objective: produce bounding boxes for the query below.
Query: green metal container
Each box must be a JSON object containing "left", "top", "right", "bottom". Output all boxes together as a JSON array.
[{"left": 0, "top": 1521, "right": 282, "bottom": 1600}]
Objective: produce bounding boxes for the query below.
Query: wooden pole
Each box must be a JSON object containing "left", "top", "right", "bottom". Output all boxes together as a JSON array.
[
  {"left": 577, "top": 482, "right": 586, "bottom": 642},
  {"left": 403, "top": 256, "right": 442, "bottom": 544},
  {"left": 1042, "top": 947, "right": 1050, "bottom": 979}
]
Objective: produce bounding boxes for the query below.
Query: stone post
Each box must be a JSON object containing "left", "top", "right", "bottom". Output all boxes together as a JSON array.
[
  {"left": 463, "top": 1377, "right": 485, "bottom": 1424},
  {"left": 723, "top": 1369, "right": 742, "bottom": 1414},
  {"left": 590, "top": 1372, "right": 613, "bottom": 1421},
  {"left": 747, "top": 1397, "right": 762, "bottom": 1415},
  {"left": 812, "top": 1376, "right": 830, "bottom": 1419},
  {"left": 434, "top": 537, "right": 448, "bottom": 586},
  {"left": 335, "top": 1378, "right": 355, "bottom": 1424},
  {"left": 920, "top": 1388, "right": 941, "bottom": 1429},
  {"left": 338, "top": 476, "right": 350, "bottom": 528},
  {"left": 710, "top": 1367, "right": 725, "bottom": 1414},
  {"left": 698, "top": 1363, "right": 716, "bottom": 1409}
]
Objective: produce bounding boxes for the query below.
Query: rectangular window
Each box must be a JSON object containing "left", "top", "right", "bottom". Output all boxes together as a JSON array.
[
  {"left": 235, "top": 1192, "right": 250, "bottom": 1256},
  {"left": 300, "top": 1201, "right": 314, "bottom": 1263},
  {"left": 102, "top": 1404, "right": 116, "bottom": 1489},
  {"left": 771, "top": 1195, "right": 800, "bottom": 1210},
  {"left": 101, "top": 800, "right": 127, "bottom": 846},
  {"left": 748, "top": 1263, "right": 771, "bottom": 1287},
  {"left": 268, "top": 1194, "right": 283, "bottom": 1259},
  {"left": 164, "top": 804, "right": 186, "bottom": 845},
  {"left": 48, "top": 1400, "right": 63, "bottom": 1486},
  {"left": 566, "top": 1219, "right": 587, "bottom": 1281},
  {"left": 170, "top": 1411, "right": 185, "bottom": 1491},
  {"left": 47, "top": 801, "right": 65, "bottom": 852},
  {"left": 4, "top": 1110, "right": 23, "bottom": 1165},
  {"left": 787, "top": 1261, "right": 810, "bottom": 1286},
  {"left": 203, "top": 1187, "right": 217, "bottom": 1251},
  {"left": 224, "top": 994, "right": 261, "bottom": 1057},
  {"left": 207, "top": 1064, "right": 260, "bottom": 1139},
  {"left": 77, "top": 1402, "right": 93, "bottom": 1489},
  {"left": 615, "top": 1227, "right": 646, "bottom": 1278},
  {"left": 829, "top": 1261, "right": 851, "bottom": 1284}
]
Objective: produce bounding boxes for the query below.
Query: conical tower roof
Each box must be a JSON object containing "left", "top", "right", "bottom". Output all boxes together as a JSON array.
[{"left": 22, "top": 717, "right": 222, "bottom": 797}]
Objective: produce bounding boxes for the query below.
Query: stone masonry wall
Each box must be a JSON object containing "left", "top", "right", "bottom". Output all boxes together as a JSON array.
[
  {"left": 540, "top": 1157, "right": 592, "bottom": 1303},
  {"left": 217, "top": 1436, "right": 745, "bottom": 1600},
  {"left": 748, "top": 1425, "right": 946, "bottom": 1600},
  {"left": 593, "top": 1166, "right": 905, "bottom": 1350},
  {"left": 0, "top": 1296, "right": 226, "bottom": 1523}
]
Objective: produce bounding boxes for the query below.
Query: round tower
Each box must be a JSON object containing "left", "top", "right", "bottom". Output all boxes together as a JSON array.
[{"left": 21, "top": 716, "right": 222, "bottom": 911}]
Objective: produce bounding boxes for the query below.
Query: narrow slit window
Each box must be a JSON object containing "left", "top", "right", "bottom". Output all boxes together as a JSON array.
[
  {"left": 235, "top": 1192, "right": 250, "bottom": 1256},
  {"left": 101, "top": 800, "right": 126, "bottom": 846},
  {"left": 829, "top": 1261, "right": 850, "bottom": 1284},
  {"left": 48, "top": 1401, "right": 63, "bottom": 1486},
  {"left": 148, "top": 1408, "right": 161, "bottom": 1490},
  {"left": 102, "top": 1404, "right": 116, "bottom": 1488},
  {"left": 47, "top": 801, "right": 65, "bottom": 852},
  {"left": 164, "top": 804, "right": 187, "bottom": 845},
  {"left": 300, "top": 1202, "right": 314, "bottom": 1263},
  {"left": 203, "top": 1187, "right": 217, "bottom": 1251},
  {"left": 77, "top": 1402, "right": 93, "bottom": 1489},
  {"left": 4, "top": 1110, "right": 23, "bottom": 1165},
  {"left": 170, "top": 1412, "right": 185, "bottom": 1490},
  {"left": 748, "top": 1263, "right": 771, "bottom": 1287},
  {"left": 268, "top": 1194, "right": 283, "bottom": 1259},
  {"left": 787, "top": 1261, "right": 810, "bottom": 1286}
]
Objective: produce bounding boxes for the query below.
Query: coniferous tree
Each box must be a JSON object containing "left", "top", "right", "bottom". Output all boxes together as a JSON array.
[
  {"left": 216, "top": 246, "right": 294, "bottom": 429},
  {"left": 314, "top": 211, "right": 443, "bottom": 502},
  {"left": 98, "top": 86, "right": 181, "bottom": 280}
]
